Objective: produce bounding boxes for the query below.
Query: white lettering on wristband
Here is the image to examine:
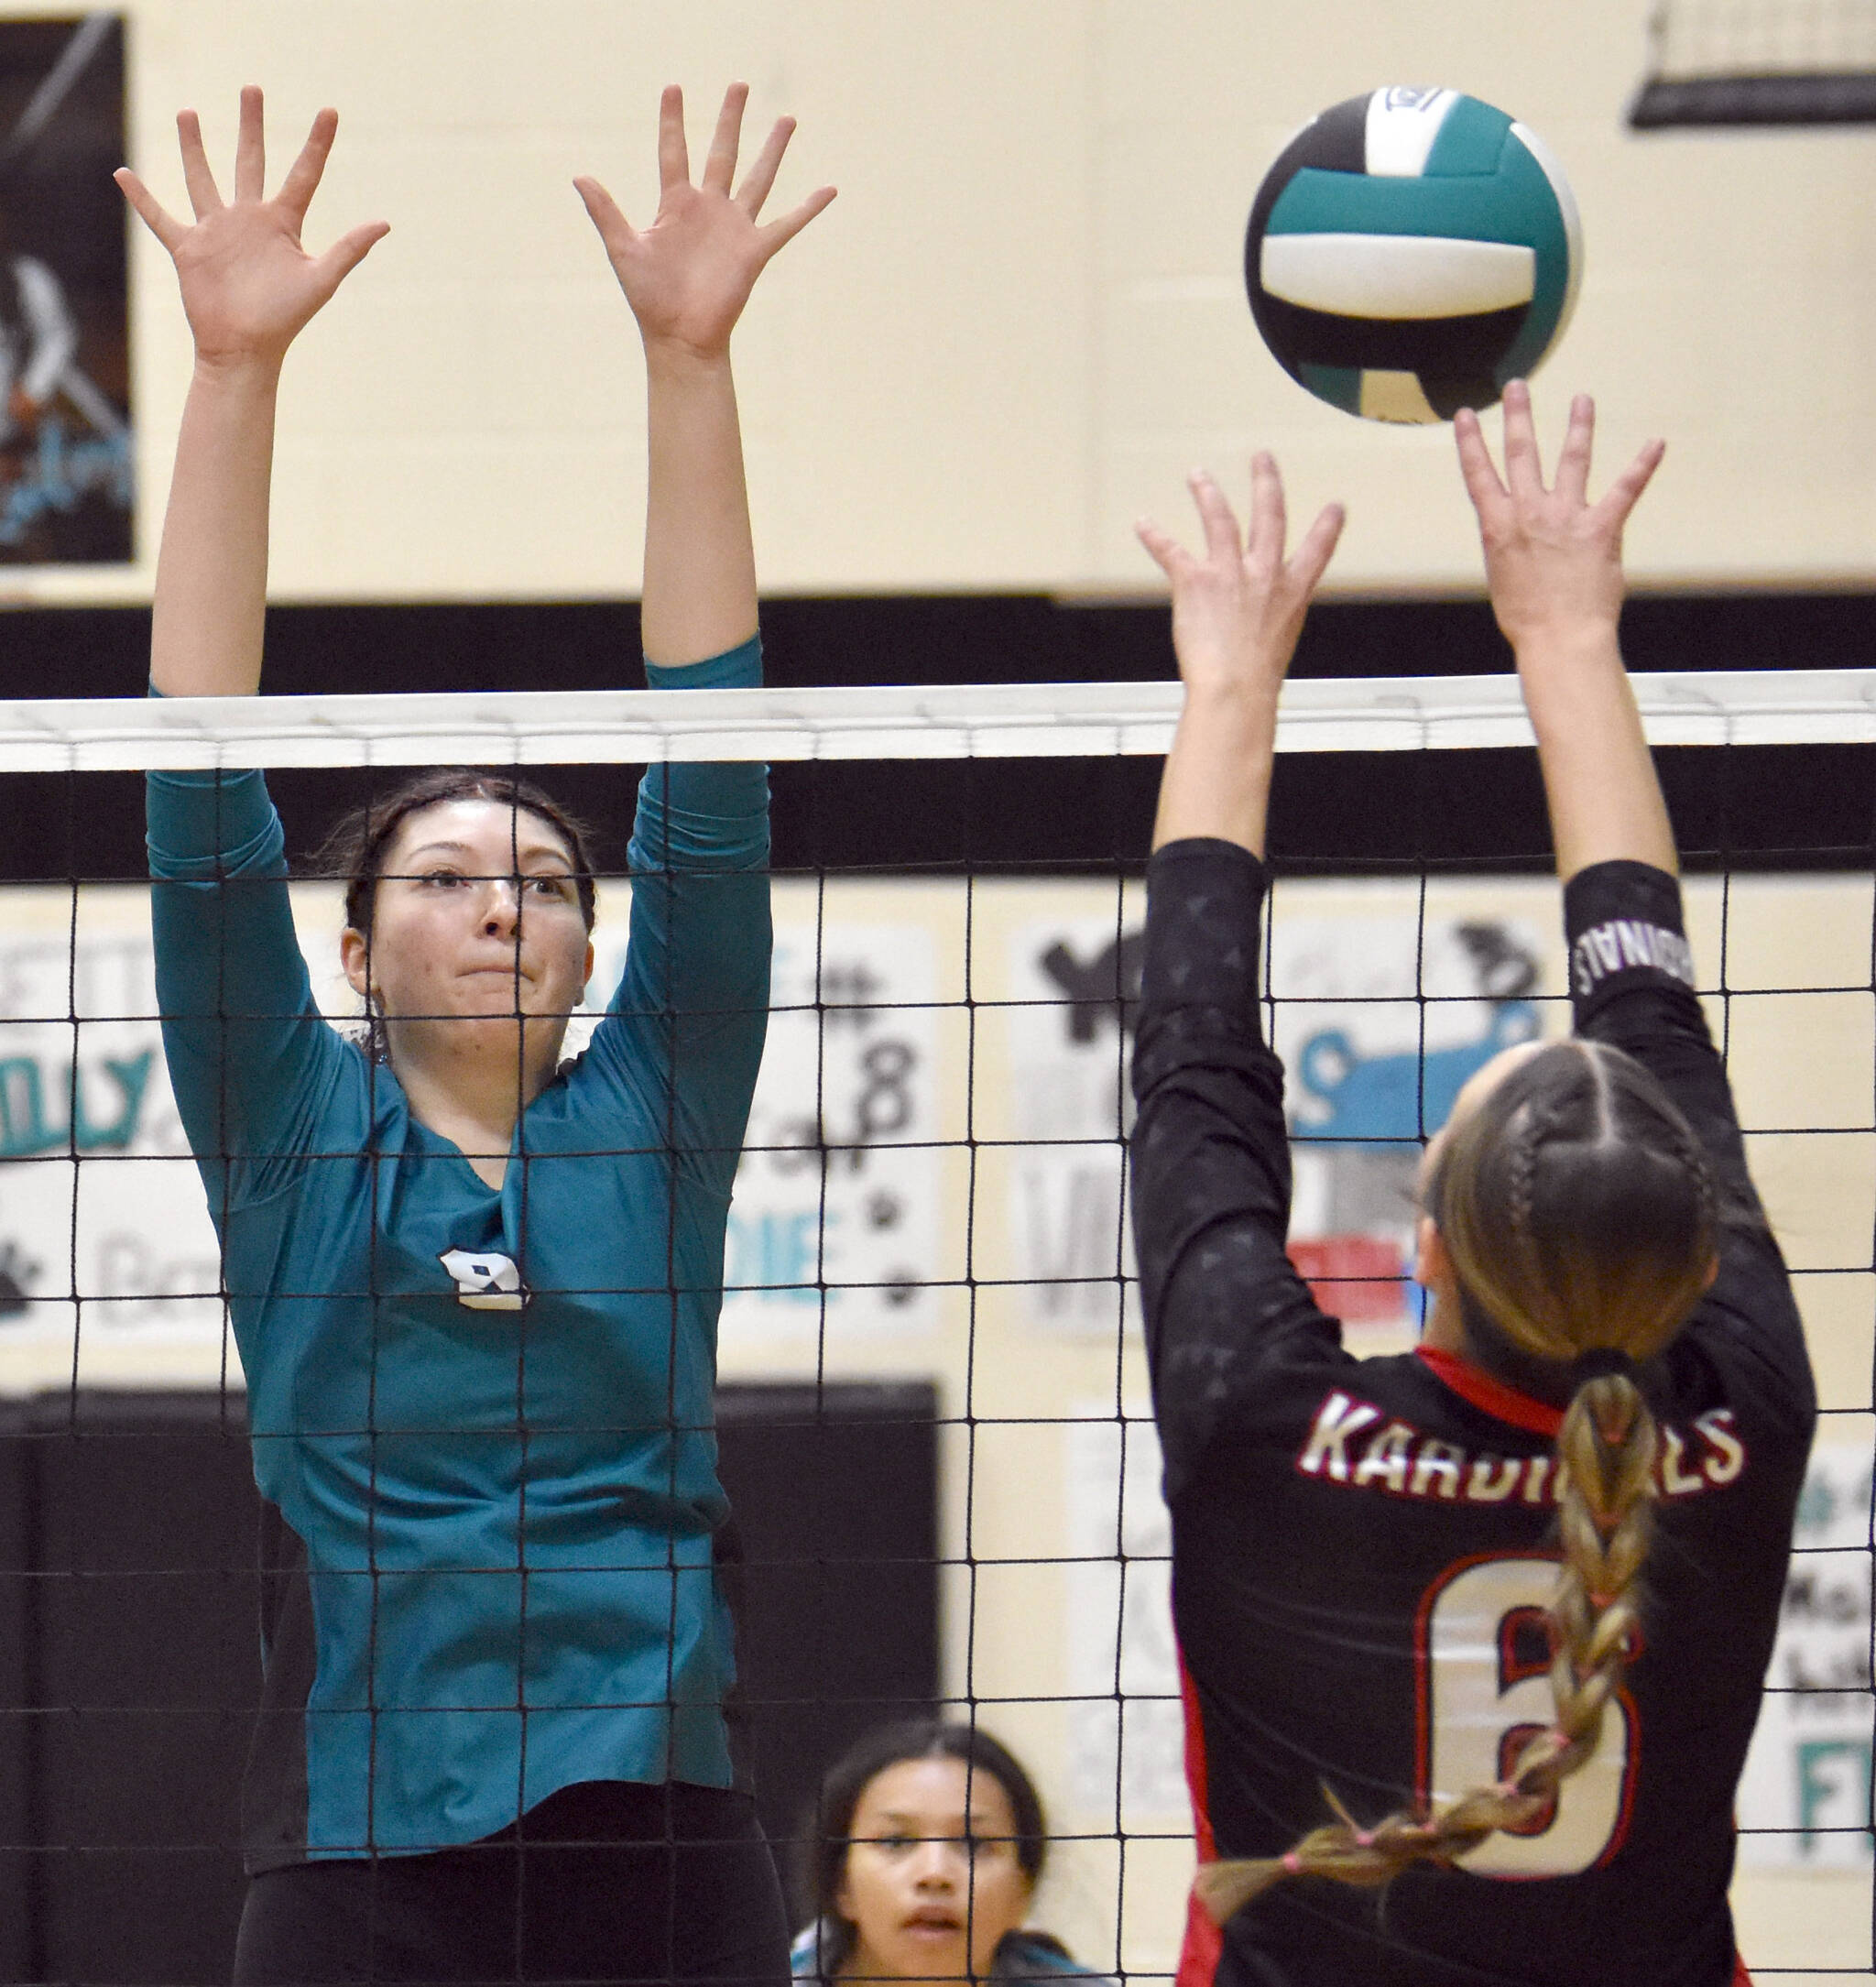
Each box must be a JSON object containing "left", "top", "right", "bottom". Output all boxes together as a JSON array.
[{"left": 1570, "top": 919, "right": 1696, "bottom": 1000}]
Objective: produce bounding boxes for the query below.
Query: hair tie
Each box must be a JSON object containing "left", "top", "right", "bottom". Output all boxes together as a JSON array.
[
  {"left": 1281, "top": 1851, "right": 1303, "bottom": 1875},
  {"left": 1351, "top": 1829, "right": 1376, "bottom": 1849},
  {"left": 1567, "top": 1346, "right": 1640, "bottom": 1388}
]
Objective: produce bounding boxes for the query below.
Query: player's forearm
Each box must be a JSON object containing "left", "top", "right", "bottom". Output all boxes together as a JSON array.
[
  {"left": 1152, "top": 684, "right": 1279, "bottom": 857},
  {"left": 1515, "top": 623, "right": 1676, "bottom": 882},
  {"left": 640, "top": 344, "right": 758, "bottom": 671},
  {"left": 148, "top": 359, "right": 281, "bottom": 698}
]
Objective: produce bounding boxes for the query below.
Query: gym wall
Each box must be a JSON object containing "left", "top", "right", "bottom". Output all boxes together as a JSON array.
[{"left": 0, "top": 0, "right": 1869, "bottom": 606}]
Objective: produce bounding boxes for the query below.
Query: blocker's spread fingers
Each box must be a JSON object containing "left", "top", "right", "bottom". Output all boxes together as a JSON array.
[{"left": 1499, "top": 380, "right": 1546, "bottom": 499}]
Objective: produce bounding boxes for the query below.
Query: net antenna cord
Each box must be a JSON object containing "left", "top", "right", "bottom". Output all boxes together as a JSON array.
[{"left": 3, "top": 670, "right": 1875, "bottom": 771}]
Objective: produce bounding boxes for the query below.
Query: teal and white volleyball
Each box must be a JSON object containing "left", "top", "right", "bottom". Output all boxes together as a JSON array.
[{"left": 1245, "top": 87, "right": 1583, "bottom": 424}]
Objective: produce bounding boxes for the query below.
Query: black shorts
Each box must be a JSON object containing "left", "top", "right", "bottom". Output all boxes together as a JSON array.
[{"left": 232, "top": 1781, "right": 790, "bottom": 1987}]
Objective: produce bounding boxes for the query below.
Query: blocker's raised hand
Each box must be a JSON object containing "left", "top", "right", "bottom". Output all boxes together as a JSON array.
[
  {"left": 1456, "top": 381, "right": 1664, "bottom": 651},
  {"left": 1137, "top": 454, "right": 1345, "bottom": 707},
  {"left": 576, "top": 82, "right": 835, "bottom": 361},
  {"left": 115, "top": 87, "right": 387, "bottom": 371}
]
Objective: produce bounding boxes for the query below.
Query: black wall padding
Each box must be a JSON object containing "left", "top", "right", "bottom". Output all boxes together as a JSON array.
[
  {"left": 1631, "top": 71, "right": 1876, "bottom": 128},
  {"left": 714, "top": 1381, "right": 941, "bottom": 1903},
  {"left": 0, "top": 1393, "right": 257, "bottom": 1985},
  {"left": 0, "top": 1381, "right": 938, "bottom": 1984}
]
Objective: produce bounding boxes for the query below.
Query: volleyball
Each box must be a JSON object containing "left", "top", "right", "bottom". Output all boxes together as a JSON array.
[{"left": 1245, "top": 86, "right": 1583, "bottom": 424}]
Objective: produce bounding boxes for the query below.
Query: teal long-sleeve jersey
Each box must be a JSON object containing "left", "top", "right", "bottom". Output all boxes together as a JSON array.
[{"left": 146, "top": 639, "right": 770, "bottom": 1872}]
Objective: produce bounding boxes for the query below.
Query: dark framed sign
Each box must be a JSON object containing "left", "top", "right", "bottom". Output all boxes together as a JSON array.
[{"left": 0, "top": 14, "right": 128, "bottom": 564}]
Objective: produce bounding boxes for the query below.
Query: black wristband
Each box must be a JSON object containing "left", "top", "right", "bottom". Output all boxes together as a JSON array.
[{"left": 1562, "top": 859, "right": 1696, "bottom": 1028}]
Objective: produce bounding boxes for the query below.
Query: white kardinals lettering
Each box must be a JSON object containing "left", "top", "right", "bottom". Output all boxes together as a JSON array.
[
  {"left": 439, "top": 1248, "right": 529, "bottom": 1311},
  {"left": 1293, "top": 1388, "right": 1751, "bottom": 1505},
  {"left": 1696, "top": 1408, "right": 1745, "bottom": 1485},
  {"left": 1353, "top": 1422, "right": 1418, "bottom": 1493},
  {"left": 1409, "top": 1439, "right": 1465, "bottom": 1500},
  {"left": 1296, "top": 1392, "right": 1383, "bottom": 1481},
  {"left": 1466, "top": 1455, "right": 1522, "bottom": 1502},
  {"left": 1570, "top": 918, "right": 1696, "bottom": 999}
]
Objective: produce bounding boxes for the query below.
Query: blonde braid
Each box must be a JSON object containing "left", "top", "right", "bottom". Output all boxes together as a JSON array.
[
  {"left": 1544, "top": 1372, "right": 1656, "bottom": 1761},
  {"left": 1194, "top": 1371, "right": 1659, "bottom": 1926}
]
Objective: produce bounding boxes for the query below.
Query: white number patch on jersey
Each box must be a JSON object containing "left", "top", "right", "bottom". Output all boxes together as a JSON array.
[
  {"left": 438, "top": 1248, "right": 528, "bottom": 1311},
  {"left": 1419, "top": 1555, "right": 1635, "bottom": 1876}
]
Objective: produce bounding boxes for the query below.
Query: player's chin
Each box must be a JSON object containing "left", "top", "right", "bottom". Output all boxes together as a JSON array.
[
  {"left": 884, "top": 1931, "right": 970, "bottom": 1977},
  {"left": 443, "top": 994, "right": 528, "bottom": 1029},
  {"left": 445, "top": 1008, "right": 575, "bottom": 1043},
  {"left": 449, "top": 973, "right": 558, "bottom": 1017}
]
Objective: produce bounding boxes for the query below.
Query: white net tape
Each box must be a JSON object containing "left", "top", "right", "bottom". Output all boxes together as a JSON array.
[{"left": 2, "top": 668, "right": 1873, "bottom": 771}]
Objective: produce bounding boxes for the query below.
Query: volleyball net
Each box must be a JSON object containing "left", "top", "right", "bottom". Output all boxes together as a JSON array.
[
  {"left": 0, "top": 671, "right": 1871, "bottom": 1984},
  {"left": 1630, "top": 0, "right": 1876, "bottom": 126}
]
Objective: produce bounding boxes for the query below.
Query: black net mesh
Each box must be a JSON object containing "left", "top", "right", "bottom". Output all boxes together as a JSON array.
[
  {"left": 0, "top": 700, "right": 1869, "bottom": 1982},
  {"left": 1631, "top": 0, "right": 1876, "bottom": 126}
]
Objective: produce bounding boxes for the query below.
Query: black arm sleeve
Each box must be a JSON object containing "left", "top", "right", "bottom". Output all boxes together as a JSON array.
[
  {"left": 1565, "top": 860, "right": 1815, "bottom": 1435},
  {"left": 1129, "top": 839, "right": 1347, "bottom": 1501}
]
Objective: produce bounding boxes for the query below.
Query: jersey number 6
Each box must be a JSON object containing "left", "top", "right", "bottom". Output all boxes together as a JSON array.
[{"left": 1417, "top": 1555, "right": 1637, "bottom": 1877}]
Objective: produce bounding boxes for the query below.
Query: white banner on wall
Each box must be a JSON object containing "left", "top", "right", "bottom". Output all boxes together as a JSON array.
[
  {"left": 0, "top": 886, "right": 942, "bottom": 1392},
  {"left": 0, "top": 892, "right": 231, "bottom": 1392},
  {"left": 1737, "top": 1432, "right": 1876, "bottom": 1868},
  {"left": 1003, "top": 892, "right": 1550, "bottom": 1340},
  {"left": 1005, "top": 915, "right": 1140, "bottom": 1335},
  {"left": 723, "top": 917, "right": 937, "bottom": 1335},
  {"left": 1063, "top": 1409, "right": 1185, "bottom": 1823}
]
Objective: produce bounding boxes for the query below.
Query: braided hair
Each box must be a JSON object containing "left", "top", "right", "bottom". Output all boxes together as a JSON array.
[{"left": 1196, "top": 1040, "right": 1718, "bottom": 1922}]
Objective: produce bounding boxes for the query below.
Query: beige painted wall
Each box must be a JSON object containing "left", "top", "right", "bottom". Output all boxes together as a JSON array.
[{"left": 3, "top": 0, "right": 1873, "bottom": 606}]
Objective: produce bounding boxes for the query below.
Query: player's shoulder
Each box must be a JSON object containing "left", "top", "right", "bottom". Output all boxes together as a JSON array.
[
  {"left": 1277, "top": 1346, "right": 1541, "bottom": 1432},
  {"left": 1663, "top": 1285, "right": 1816, "bottom": 1455},
  {"left": 992, "top": 1931, "right": 1117, "bottom": 1987},
  {"left": 527, "top": 1017, "right": 650, "bottom": 1134}
]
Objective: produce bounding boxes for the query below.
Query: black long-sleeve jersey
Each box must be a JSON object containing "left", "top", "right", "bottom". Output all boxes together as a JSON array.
[{"left": 1129, "top": 841, "right": 1816, "bottom": 1987}]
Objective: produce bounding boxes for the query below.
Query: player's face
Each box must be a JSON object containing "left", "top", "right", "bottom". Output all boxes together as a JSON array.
[
  {"left": 342, "top": 799, "right": 594, "bottom": 1058},
  {"left": 836, "top": 1757, "right": 1033, "bottom": 1982}
]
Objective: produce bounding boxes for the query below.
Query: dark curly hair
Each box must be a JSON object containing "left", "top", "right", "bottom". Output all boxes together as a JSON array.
[{"left": 308, "top": 768, "right": 599, "bottom": 939}]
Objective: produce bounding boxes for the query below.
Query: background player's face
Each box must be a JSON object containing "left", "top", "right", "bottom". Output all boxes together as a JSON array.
[
  {"left": 340, "top": 798, "right": 594, "bottom": 1064},
  {"left": 836, "top": 1756, "right": 1033, "bottom": 1982}
]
